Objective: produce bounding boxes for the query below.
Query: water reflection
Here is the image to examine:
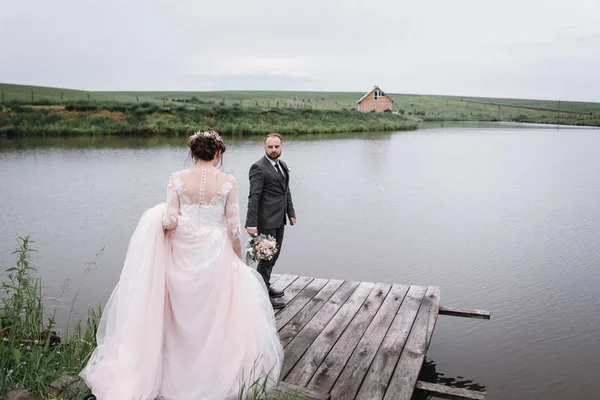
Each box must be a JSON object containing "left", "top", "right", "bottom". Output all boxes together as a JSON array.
[
  {"left": 0, "top": 131, "right": 401, "bottom": 151},
  {"left": 414, "top": 357, "right": 487, "bottom": 399}
]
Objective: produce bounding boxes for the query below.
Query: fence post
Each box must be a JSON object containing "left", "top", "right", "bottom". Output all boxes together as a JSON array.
[
  {"left": 61, "top": 92, "right": 64, "bottom": 101},
  {"left": 1, "top": 91, "right": 3, "bottom": 105},
  {"left": 31, "top": 91, "right": 34, "bottom": 102}
]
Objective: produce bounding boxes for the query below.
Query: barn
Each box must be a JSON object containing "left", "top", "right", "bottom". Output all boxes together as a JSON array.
[{"left": 356, "top": 86, "right": 393, "bottom": 112}]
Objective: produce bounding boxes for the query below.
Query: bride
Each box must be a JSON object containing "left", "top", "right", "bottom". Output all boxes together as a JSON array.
[{"left": 80, "top": 131, "right": 284, "bottom": 400}]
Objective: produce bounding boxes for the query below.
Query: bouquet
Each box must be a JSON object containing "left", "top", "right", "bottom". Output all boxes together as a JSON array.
[{"left": 245, "top": 234, "right": 279, "bottom": 265}]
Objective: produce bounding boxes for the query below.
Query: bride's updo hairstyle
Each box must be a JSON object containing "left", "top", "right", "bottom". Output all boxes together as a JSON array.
[{"left": 188, "top": 130, "right": 227, "bottom": 162}]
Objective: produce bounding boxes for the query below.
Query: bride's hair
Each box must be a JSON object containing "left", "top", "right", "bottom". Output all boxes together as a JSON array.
[{"left": 188, "top": 130, "right": 227, "bottom": 162}]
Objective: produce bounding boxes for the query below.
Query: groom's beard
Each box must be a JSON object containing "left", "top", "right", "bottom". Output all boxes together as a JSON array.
[{"left": 266, "top": 151, "right": 281, "bottom": 160}]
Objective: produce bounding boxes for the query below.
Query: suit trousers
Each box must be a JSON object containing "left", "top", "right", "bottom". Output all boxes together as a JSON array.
[{"left": 257, "top": 223, "right": 285, "bottom": 288}]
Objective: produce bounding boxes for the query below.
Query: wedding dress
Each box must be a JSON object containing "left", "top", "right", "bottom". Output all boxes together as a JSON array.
[{"left": 80, "top": 168, "right": 284, "bottom": 400}]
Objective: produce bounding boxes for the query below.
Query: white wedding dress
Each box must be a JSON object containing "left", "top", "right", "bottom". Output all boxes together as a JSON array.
[{"left": 80, "top": 168, "right": 284, "bottom": 400}]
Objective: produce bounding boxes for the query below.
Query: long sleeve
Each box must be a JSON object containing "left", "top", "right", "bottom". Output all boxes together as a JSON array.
[
  {"left": 286, "top": 186, "right": 296, "bottom": 220},
  {"left": 162, "top": 173, "right": 180, "bottom": 231},
  {"left": 283, "top": 162, "right": 296, "bottom": 220},
  {"left": 245, "top": 163, "right": 263, "bottom": 228},
  {"left": 226, "top": 176, "right": 242, "bottom": 259}
]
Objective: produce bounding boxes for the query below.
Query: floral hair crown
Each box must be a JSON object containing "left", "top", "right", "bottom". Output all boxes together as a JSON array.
[{"left": 189, "top": 130, "right": 223, "bottom": 143}]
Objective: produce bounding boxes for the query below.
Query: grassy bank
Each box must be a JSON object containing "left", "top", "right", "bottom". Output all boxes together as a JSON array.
[
  {"left": 0, "top": 237, "right": 99, "bottom": 398},
  {"left": 1, "top": 83, "right": 599, "bottom": 137},
  {"left": 0, "top": 101, "right": 418, "bottom": 137}
]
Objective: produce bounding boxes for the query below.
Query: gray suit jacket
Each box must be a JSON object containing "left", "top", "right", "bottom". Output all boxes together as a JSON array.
[{"left": 245, "top": 156, "right": 296, "bottom": 230}]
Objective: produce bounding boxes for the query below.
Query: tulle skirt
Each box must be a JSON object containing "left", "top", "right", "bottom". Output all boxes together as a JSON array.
[{"left": 80, "top": 204, "right": 284, "bottom": 400}]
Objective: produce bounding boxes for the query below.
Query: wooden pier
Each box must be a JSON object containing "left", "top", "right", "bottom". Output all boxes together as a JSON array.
[{"left": 270, "top": 274, "right": 488, "bottom": 400}]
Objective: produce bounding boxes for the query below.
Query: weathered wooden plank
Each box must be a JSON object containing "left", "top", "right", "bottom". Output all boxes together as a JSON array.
[
  {"left": 383, "top": 286, "right": 440, "bottom": 400},
  {"left": 305, "top": 282, "right": 392, "bottom": 391},
  {"left": 270, "top": 381, "right": 331, "bottom": 400},
  {"left": 439, "top": 306, "right": 490, "bottom": 320},
  {"left": 270, "top": 274, "right": 299, "bottom": 293},
  {"left": 355, "top": 285, "right": 428, "bottom": 400},
  {"left": 415, "top": 381, "right": 486, "bottom": 400},
  {"left": 279, "top": 279, "right": 347, "bottom": 347},
  {"left": 285, "top": 281, "right": 379, "bottom": 386},
  {"left": 426, "top": 286, "right": 441, "bottom": 348},
  {"left": 324, "top": 284, "right": 410, "bottom": 399},
  {"left": 275, "top": 275, "right": 314, "bottom": 316},
  {"left": 281, "top": 280, "right": 360, "bottom": 377},
  {"left": 276, "top": 278, "right": 330, "bottom": 329}
]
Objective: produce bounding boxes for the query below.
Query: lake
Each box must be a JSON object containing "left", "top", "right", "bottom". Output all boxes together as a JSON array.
[{"left": 1, "top": 122, "right": 599, "bottom": 399}]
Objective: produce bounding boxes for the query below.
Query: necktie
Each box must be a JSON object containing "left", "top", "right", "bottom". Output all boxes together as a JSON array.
[{"left": 274, "top": 162, "right": 285, "bottom": 180}]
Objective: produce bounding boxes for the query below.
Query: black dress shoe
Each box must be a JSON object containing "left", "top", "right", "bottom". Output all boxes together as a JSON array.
[
  {"left": 270, "top": 297, "right": 286, "bottom": 309},
  {"left": 268, "top": 287, "right": 285, "bottom": 298}
]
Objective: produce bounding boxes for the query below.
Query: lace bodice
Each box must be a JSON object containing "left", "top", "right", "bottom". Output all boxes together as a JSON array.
[{"left": 162, "top": 168, "right": 241, "bottom": 243}]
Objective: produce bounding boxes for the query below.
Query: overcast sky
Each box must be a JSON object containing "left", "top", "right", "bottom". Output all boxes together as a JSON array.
[{"left": 1, "top": 0, "right": 599, "bottom": 101}]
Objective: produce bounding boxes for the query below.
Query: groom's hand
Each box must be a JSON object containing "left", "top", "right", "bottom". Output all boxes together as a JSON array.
[
  {"left": 247, "top": 228, "right": 258, "bottom": 236},
  {"left": 290, "top": 218, "right": 296, "bottom": 226}
]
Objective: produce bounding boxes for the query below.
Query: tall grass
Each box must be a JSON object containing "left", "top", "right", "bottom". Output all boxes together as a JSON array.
[
  {"left": 0, "top": 101, "right": 418, "bottom": 137},
  {"left": 0, "top": 237, "right": 99, "bottom": 398}
]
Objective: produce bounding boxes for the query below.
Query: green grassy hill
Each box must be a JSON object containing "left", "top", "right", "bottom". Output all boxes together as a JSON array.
[
  {"left": 434, "top": 94, "right": 600, "bottom": 114},
  {"left": 3, "top": 82, "right": 600, "bottom": 115},
  {"left": 120, "top": 89, "right": 600, "bottom": 114},
  {"left": 0, "top": 83, "right": 154, "bottom": 103}
]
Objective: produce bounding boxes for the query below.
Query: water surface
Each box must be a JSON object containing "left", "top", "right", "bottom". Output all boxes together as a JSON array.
[{"left": 1, "top": 122, "right": 599, "bottom": 399}]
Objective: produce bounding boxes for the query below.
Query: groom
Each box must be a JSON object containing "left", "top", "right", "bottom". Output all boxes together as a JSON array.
[{"left": 246, "top": 133, "right": 296, "bottom": 309}]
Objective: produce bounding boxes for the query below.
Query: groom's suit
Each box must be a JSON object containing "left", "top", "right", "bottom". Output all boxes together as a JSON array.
[{"left": 246, "top": 156, "right": 296, "bottom": 288}]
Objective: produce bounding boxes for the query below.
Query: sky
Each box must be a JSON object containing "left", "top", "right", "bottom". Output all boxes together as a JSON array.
[{"left": 1, "top": 0, "right": 599, "bottom": 101}]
